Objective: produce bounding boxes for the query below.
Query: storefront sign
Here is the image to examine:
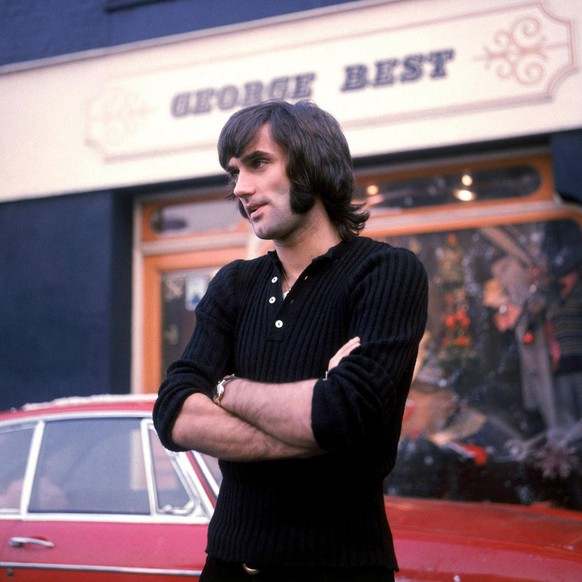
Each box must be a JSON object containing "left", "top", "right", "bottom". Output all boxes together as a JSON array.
[
  {"left": 0, "top": 0, "right": 579, "bottom": 200},
  {"left": 85, "top": 1, "right": 575, "bottom": 161}
]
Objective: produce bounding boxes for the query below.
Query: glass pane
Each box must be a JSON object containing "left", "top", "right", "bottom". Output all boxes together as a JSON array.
[
  {"left": 359, "top": 164, "right": 541, "bottom": 210},
  {"left": 149, "top": 428, "right": 209, "bottom": 517},
  {"left": 199, "top": 453, "right": 222, "bottom": 489},
  {"left": 384, "top": 218, "right": 582, "bottom": 511},
  {"left": 0, "top": 424, "right": 34, "bottom": 512},
  {"left": 151, "top": 198, "right": 240, "bottom": 236},
  {"left": 162, "top": 269, "right": 214, "bottom": 371},
  {"left": 30, "top": 418, "right": 150, "bottom": 514}
]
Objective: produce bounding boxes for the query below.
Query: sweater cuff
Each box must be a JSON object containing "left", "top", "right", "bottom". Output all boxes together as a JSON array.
[
  {"left": 311, "top": 378, "right": 339, "bottom": 451},
  {"left": 153, "top": 386, "right": 207, "bottom": 452}
]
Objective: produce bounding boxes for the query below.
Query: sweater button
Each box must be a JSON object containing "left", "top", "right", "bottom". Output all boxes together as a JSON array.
[
  {"left": 269, "top": 296, "right": 276, "bottom": 304},
  {"left": 275, "top": 320, "right": 284, "bottom": 328},
  {"left": 271, "top": 276, "right": 278, "bottom": 283}
]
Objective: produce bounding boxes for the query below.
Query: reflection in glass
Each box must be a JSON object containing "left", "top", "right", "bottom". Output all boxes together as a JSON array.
[
  {"left": 29, "top": 419, "right": 150, "bottom": 514},
  {"left": 149, "top": 428, "right": 208, "bottom": 517},
  {"left": 384, "top": 219, "right": 582, "bottom": 511},
  {"left": 359, "top": 165, "right": 541, "bottom": 210},
  {"left": 161, "top": 270, "right": 214, "bottom": 373},
  {"left": 151, "top": 198, "right": 239, "bottom": 235},
  {"left": 0, "top": 425, "right": 34, "bottom": 512}
]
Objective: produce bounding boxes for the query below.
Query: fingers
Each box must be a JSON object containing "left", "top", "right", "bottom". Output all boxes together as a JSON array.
[
  {"left": 328, "top": 337, "right": 360, "bottom": 371},
  {"left": 337, "top": 337, "right": 360, "bottom": 357}
]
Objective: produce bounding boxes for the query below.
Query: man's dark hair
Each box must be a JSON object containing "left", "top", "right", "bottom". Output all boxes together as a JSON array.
[{"left": 218, "top": 100, "right": 369, "bottom": 241}]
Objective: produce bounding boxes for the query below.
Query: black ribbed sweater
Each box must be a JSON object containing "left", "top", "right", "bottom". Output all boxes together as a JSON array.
[{"left": 154, "top": 236, "right": 428, "bottom": 570}]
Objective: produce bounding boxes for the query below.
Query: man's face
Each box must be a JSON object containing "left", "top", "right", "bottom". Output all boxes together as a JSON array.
[{"left": 226, "top": 124, "right": 304, "bottom": 242}]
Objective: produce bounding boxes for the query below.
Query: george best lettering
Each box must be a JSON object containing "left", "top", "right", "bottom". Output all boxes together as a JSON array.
[
  {"left": 170, "top": 48, "right": 455, "bottom": 118},
  {"left": 171, "top": 73, "right": 316, "bottom": 117},
  {"left": 341, "top": 49, "right": 455, "bottom": 91}
]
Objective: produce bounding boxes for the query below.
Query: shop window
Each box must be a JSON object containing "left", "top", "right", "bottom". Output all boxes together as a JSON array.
[
  {"left": 161, "top": 268, "right": 216, "bottom": 373},
  {"left": 384, "top": 218, "right": 582, "bottom": 511},
  {"left": 139, "top": 153, "right": 582, "bottom": 511},
  {"left": 150, "top": 198, "right": 240, "bottom": 237}
]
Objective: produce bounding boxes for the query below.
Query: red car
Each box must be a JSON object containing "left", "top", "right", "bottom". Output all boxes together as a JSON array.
[{"left": 1, "top": 395, "right": 581, "bottom": 581}]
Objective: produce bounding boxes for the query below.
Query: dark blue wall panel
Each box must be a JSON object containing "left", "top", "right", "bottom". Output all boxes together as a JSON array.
[
  {"left": 0, "top": 191, "right": 132, "bottom": 409},
  {"left": 106, "top": 0, "right": 358, "bottom": 47},
  {"left": 551, "top": 130, "right": 582, "bottom": 205},
  {"left": 0, "top": 0, "right": 358, "bottom": 67},
  {"left": 0, "top": 0, "right": 107, "bottom": 67}
]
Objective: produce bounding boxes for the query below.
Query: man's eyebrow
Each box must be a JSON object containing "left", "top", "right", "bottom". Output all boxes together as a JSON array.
[
  {"left": 225, "top": 149, "right": 272, "bottom": 174},
  {"left": 240, "top": 149, "right": 272, "bottom": 164}
]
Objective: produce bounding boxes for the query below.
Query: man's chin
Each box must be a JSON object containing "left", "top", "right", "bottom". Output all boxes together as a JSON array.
[
  {"left": 251, "top": 226, "right": 288, "bottom": 242},
  {"left": 250, "top": 225, "right": 271, "bottom": 240}
]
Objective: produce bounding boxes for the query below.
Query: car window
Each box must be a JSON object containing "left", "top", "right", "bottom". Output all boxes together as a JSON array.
[
  {"left": 29, "top": 418, "right": 150, "bottom": 515},
  {"left": 149, "top": 427, "right": 207, "bottom": 517},
  {"left": 199, "top": 452, "right": 223, "bottom": 490},
  {"left": 0, "top": 424, "right": 35, "bottom": 513}
]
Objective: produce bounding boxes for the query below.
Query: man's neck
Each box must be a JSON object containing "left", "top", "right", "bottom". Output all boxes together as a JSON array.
[{"left": 274, "top": 207, "right": 341, "bottom": 281}]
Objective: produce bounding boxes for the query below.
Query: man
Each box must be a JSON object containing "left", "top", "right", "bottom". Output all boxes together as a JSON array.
[
  {"left": 542, "top": 220, "right": 582, "bottom": 428},
  {"left": 547, "top": 256, "right": 582, "bottom": 426},
  {"left": 153, "top": 100, "right": 428, "bottom": 581}
]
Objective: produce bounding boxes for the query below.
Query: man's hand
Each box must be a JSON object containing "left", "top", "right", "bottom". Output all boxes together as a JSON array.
[{"left": 328, "top": 337, "right": 360, "bottom": 372}]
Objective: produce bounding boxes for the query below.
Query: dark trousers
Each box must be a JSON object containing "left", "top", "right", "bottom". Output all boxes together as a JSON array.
[{"left": 199, "top": 557, "right": 395, "bottom": 582}]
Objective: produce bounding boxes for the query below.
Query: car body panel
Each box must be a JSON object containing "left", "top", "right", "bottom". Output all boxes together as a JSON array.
[
  {"left": 389, "top": 497, "right": 582, "bottom": 581},
  {"left": 2, "top": 521, "right": 206, "bottom": 580}
]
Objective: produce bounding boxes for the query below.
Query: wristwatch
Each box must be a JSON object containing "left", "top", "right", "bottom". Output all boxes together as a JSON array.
[{"left": 212, "top": 375, "right": 235, "bottom": 406}]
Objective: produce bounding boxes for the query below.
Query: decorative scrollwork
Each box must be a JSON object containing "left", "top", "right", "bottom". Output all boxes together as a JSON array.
[
  {"left": 480, "top": 16, "right": 548, "bottom": 86},
  {"left": 89, "top": 86, "right": 152, "bottom": 146}
]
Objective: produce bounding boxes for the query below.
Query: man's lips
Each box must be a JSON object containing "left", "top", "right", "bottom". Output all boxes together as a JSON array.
[{"left": 246, "top": 202, "right": 266, "bottom": 219}]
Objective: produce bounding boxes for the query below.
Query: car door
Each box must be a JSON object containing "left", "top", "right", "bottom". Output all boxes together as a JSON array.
[
  {"left": 1, "top": 414, "right": 213, "bottom": 581},
  {"left": 0, "top": 422, "right": 37, "bottom": 576}
]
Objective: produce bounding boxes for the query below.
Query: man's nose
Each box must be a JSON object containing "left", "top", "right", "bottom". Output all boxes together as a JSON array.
[{"left": 233, "top": 170, "right": 254, "bottom": 198}]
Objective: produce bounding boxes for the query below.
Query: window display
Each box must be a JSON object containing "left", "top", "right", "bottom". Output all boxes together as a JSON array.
[{"left": 384, "top": 219, "right": 582, "bottom": 510}]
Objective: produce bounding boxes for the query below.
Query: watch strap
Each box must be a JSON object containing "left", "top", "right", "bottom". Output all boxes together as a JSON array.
[{"left": 213, "top": 375, "right": 235, "bottom": 406}]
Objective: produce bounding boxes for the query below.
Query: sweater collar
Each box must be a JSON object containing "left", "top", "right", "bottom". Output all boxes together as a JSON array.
[{"left": 267, "top": 238, "right": 355, "bottom": 271}]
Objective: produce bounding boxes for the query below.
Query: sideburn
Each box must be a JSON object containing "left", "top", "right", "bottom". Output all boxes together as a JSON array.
[{"left": 289, "top": 187, "right": 316, "bottom": 215}]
